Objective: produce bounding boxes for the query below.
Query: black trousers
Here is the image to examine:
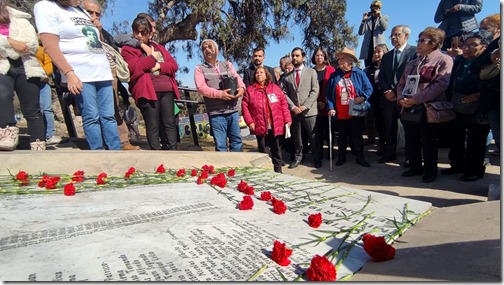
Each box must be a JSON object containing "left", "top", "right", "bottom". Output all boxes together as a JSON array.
[
  {"left": 446, "top": 118, "right": 490, "bottom": 176},
  {"left": 380, "top": 98, "right": 401, "bottom": 158},
  {"left": 337, "top": 117, "right": 365, "bottom": 158},
  {"left": 0, "top": 58, "right": 44, "bottom": 142},
  {"left": 291, "top": 114, "right": 320, "bottom": 163},
  {"left": 257, "top": 129, "right": 283, "bottom": 168},
  {"left": 138, "top": 91, "right": 177, "bottom": 150},
  {"left": 403, "top": 118, "right": 440, "bottom": 176}
]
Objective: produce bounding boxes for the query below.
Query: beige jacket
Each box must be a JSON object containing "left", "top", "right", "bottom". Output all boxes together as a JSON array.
[{"left": 0, "top": 7, "right": 45, "bottom": 79}]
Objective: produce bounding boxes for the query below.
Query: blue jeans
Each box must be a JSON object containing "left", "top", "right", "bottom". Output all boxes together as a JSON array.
[
  {"left": 39, "top": 82, "right": 55, "bottom": 139},
  {"left": 488, "top": 111, "right": 500, "bottom": 151},
  {"left": 209, "top": 111, "right": 242, "bottom": 152},
  {"left": 74, "top": 81, "right": 121, "bottom": 150}
]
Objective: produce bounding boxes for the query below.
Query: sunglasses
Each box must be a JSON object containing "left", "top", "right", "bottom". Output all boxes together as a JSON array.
[
  {"left": 134, "top": 30, "right": 150, "bottom": 36},
  {"left": 416, "top": 38, "right": 432, "bottom": 44},
  {"left": 86, "top": 10, "right": 101, "bottom": 17}
]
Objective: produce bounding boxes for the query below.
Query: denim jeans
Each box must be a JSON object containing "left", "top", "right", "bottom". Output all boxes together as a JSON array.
[
  {"left": 74, "top": 81, "right": 121, "bottom": 150},
  {"left": 209, "top": 111, "right": 242, "bottom": 152},
  {"left": 39, "top": 82, "right": 55, "bottom": 139}
]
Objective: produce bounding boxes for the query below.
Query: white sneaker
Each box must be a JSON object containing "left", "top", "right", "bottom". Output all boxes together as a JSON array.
[
  {"left": 30, "top": 139, "right": 46, "bottom": 151},
  {"left": 0, "top": 126, "right": 19, "bottom": 151},
  {"left": 46, "top": 135, "right": 62, "bottom": 145}
]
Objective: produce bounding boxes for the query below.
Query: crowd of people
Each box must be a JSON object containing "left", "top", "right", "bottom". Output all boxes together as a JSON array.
[{"left": 0, "top": 0, "right": 499, "bottom": 183}]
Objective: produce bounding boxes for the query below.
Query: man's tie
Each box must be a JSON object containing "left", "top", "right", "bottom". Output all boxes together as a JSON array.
[
  {"left": 295, "top": 69, "right": 300, "bottom": 87},
  {"left": 393, "top": 49, "right": 401, "bottom": 71}
]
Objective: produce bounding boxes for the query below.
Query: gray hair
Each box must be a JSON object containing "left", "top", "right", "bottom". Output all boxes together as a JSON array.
[
  {"left": 83, "top": 0, "right": 102, "bottom": 12},
  {"left": 393, "top": 25, "right": 411, "bottom": 38},
  {"left": 200, "top": 39, "right": 219, "bottom": 55}
]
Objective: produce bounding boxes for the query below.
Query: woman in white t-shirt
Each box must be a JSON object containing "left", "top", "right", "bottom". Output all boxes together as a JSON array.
[{"left": 34, "top": 0, "right": 120, "bottom": 150}]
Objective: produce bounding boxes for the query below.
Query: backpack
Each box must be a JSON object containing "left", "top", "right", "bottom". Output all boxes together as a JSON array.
[{"left": 102, "top": 41, "right": 130, "bottom": 83}]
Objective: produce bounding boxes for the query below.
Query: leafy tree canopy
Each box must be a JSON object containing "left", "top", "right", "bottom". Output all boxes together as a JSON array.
[{"left": 16, "top": 0, "right": 357, "bottom": 69}]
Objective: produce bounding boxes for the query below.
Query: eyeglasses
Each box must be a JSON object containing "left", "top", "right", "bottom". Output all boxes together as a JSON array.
[
  {"left": 134, "top": 30, "right": 150, "bottom": 36},
  {"left": 389, "top": 32, "right": 403, "bottom": 39},
  {"left": 461, "top": 43, "right": 481, "bottom": 49},
  {"left": 416, "top": 38, "right": 432, "bottom": 44},
  {"left": 86, "top": 10, "right": 101, "bottom": 17}
]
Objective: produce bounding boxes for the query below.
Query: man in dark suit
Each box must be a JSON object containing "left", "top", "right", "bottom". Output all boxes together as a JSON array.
[
  {"left": 242, "top": 47, "right": 277, "bottom": 86},
  {"left": 282, "top": 47, "right": 320, "bottom": 169},
  {"left": 377, "top": 25, "right": 417, "bottom": 164}
]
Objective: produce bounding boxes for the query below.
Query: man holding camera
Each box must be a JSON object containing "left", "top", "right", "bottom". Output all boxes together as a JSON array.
[
  {"left": 194, "top": 39, "right": 246, "bottom": 152},
  {"left": 358, "top": 0, "right": 389, "bottom": 68}
]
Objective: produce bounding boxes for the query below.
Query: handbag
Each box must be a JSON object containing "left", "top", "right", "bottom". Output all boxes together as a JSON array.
[
  {"left": 102, "top": 42, "right": 131, "bottom": 82},
  {"left": 400, "top": 104, "right": 425, "bottom": 125},
  {"left": 424, "top": 101, "right": 456, "bottom": 123},
  {"left": 450, "top": 92, "right": 479, "bottom": 114},
  {"left": 219, "top": 76, "right": 238, "bottom": 95},
  {"left": 348, "top": 98, "right": 370, "bottom": 117},
  {"left": 480, "top": 63, "right": 500, "bottom": 80}
]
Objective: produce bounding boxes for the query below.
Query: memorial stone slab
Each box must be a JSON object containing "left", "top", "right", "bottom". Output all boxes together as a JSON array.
[{"left": 0, "top": 168, "right": 431, "bottom": 281}]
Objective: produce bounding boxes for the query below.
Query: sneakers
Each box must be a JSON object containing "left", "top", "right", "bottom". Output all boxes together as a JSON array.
[
  {"left": 121, "top": 143, "right": 140, "bottom": 150},
  {"left": 30, "top": 139, "right": 46, "bottom": 151},
  {"left": 46, "top": 136, "right": 62, "bottom": 145},
  {"left": 0, "top": 126, "right": 19, "bottom": 151}
]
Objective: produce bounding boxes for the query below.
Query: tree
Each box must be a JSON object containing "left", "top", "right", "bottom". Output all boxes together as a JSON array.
[
  {"left": 17, "top": 0, "right": 357, "bottom": 69},
  {"left": 145, "top": 0, "right": 357, "bottom": 68}
]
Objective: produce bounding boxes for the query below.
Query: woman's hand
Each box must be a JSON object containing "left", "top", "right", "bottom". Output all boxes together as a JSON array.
[
  {"left": 66, "top": 71, "right": 83, "bottom": 95},
  {"left": 248, "top": 123, "right": 255, "bottom": 132},
  {"left": 490, "top": 48, "right": 500, "bottom": 65},
  {"left": 151, "top": 46, "right": 160, "bottom": 61},
  {"left": 399, "top": 97, "right": 416, "bottom": 108},
  {"left": 8, "top": 38, "right": 29, "bottom": 54},
  {"left": 462, "top": 93, "right": 480, "bottom": 104},
  {"left": 328, "top": 109, "right": 336, "bottom": 117},
  {"left": 354, "top": 96, "right": 365, "bottom": 104},
  {"left": 150, "top": 62, "right": 161, "bottom": 72}
]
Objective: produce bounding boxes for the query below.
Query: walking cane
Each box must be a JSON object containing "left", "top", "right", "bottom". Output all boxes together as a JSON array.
[{"left": 328, "top": 115, "right": 333, "bottom": 172}]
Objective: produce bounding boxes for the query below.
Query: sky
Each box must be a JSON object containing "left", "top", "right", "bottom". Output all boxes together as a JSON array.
[{"left": 100, "top": 0, "right": 500, "bottom": 87}]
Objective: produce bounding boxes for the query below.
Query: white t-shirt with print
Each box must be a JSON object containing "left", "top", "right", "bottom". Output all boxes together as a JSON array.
[{"left": 34, "top": 0, "right": 112, "bottom": 83}]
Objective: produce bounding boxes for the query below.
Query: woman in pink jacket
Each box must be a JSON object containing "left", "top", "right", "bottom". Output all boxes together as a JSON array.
[{"left": 242, "top": 66, "right": 292, "bottom": 173}]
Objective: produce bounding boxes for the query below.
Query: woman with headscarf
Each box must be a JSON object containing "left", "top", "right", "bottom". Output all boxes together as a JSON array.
[
  {"left": 0, "top": 0, "right": 46, "bottom": 151},
  {"left": 326, "top": 47, "right": 373, "bottom": 168},
  {"left": 34, "top": 0, "right": 121, "bottom": 150},
  {"left": 397, "top": 27, "right": 454, "bottom": 183}
]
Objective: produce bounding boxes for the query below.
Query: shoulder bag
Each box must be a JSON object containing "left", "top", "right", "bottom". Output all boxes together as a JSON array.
[
  {"left": 342, "top": 77, "right": 370, "bottom": 117},
  {"left": 400, "top": 104, "right": 425, "bottom": 124},
  {"left": 424, "top": 101, "right": 456, "bottom": 123}
]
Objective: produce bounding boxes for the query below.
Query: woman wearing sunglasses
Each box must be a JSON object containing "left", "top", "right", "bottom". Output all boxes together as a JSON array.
[
  {"left": 120, "top": 16, "right": 180, "bottom": 150},
  {"left": 34, "top": 0, "right": 121, "bottom": 150}
]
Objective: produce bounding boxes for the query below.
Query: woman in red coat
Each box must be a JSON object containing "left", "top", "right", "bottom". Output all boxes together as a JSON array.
[
  {"left": 121, "top": 16, "right": 180, "bottom": 150},
  {"left": 242, "top": 67, "right": 292, "bottom": 173}
]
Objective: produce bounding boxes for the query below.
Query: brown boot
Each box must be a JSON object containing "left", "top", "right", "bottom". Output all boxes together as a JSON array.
[{"left": 121, "top": 143, "right": 140, "bottom": 150}]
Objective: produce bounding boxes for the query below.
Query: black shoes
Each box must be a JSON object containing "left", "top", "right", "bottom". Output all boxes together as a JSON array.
[
  {"left": 335, "top": 157, "right": 346, "bottom": 166},
  {"left": 460, "top": 173, "right": 484, "bottom": 182},
  {"left": 378, "top": 156, "right": 396, "bottom": 163},
  {"left": 440, "top": 167, "right": 464, "bottom": 175},
  {"left": 356, "top": 157, "right": 371, "bottom": 167},
  {"left": 314, "top": 161, "right": 322, "bottom": 168},
  {"left": 288, "top": 160, "right": 302, "bottom": 169},
  {"left": 402, "top": 159, "right": 410, "bottom": 168},
  {"left": 274, "top": 166, "right": 283, "bottom": 173},
  {"left": 401, "top": 169, "right": 423, "bottom": 177},
  {"left": 422, "top": 174, "right": 437, "bottom": 183}
]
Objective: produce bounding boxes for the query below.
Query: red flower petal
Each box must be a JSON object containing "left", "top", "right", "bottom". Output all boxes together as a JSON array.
[
  {"left": 271, "top": 240, "right": 293, "bottom": 266},
  {"left": 308, "top": 213, "right": 323, "bottom": 228},
  {"left": 191, "top": 169, "right": 198, "bottom": 177},
  {"left": 260, "top": 191, "right": 272, "bottom": 201},
  {"left": 305, "top": 255, "right": 337, "bottom": 281},
  {"left": 273, "top": 200, "right": 287, "bottom": 215},
  {"left": 362, "top": 233, "right": 396, "bottom": 262},
  {"left": 227, "top": 169, "right": 235, "bottom": 177},
  {"left": 156, "top": 164, "right": 166, "bottom": 173},
  {"left": 238, "top": 195, "right": 254, "bottom": 210},
  {"left": 64, "top": 183, "right": 76, "bottom": 196}
]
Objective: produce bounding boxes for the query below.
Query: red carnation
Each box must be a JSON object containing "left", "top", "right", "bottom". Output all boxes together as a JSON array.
[
  {"left": 362, "top": 233, "right": 396, "bottom": 262},
  {"left": 271, "top": 240, "right": 293, "bottom": 266},
  {"left": 97, "top": 172, "right": 108, "bottom": 185},
  {"left": 271, "top": 196, "right": 280, "bottom": 206},
  {"left": 15, "top": 171, "right": 29, "bottom": 186},
  {"left": 237, "top": 180, "right": 248, "bottom": 192},
  {"left": 38, "top": 175, "right": 51, "bottom": 188},
  {"left": 227, "top": 169, "right": 235, "bottom": 177},
  {"left": 210, "top": 173, "right": 227, "bottom": 188},
  {"left": 64, "top": 183, "right": 76, "bottom": 196},
  {"left": 202, "top": 165, "right": 215, "bottom": 174},
  {"left": 196, "top": 176, "right": 205, "bottom": 185},
  {"left": 308, "top": 213, "right": 323, "bottom": 228},
  {"left": 191, "top": 169, "right": 198, "bottom": 177},
  {"left": 243, "top": 185, "right": 254, "bottom": 195},
  {"left": 238, "top": 195, "right": 254, "bottom": 210},
  {"left": 45, "top": 176, "right": 61, "bottom": 189},
  {"left": 124, "top": 167, "right": 135, "bottom": 180},
  {"left": 260, "top": 191, "right": 272, "bottom": 201},
  {"left": 177, "top": 169, "right": 186, "bottom": 177},
  {"left": 72, "top": 170, "right": 85, "bottom": 182},
  {"left": 200, "top": 170, "right": 209, "bottom": 179},
  {"left": 273, "top": 199, "right": 287, "bottom": 215},
  {"left": 305, "top": 255, "right": 336, "bottom": 281},
  {"left": 156, "top": 164, "right": 166, "bottom": 173}
]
